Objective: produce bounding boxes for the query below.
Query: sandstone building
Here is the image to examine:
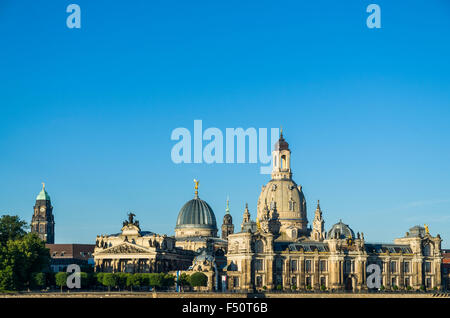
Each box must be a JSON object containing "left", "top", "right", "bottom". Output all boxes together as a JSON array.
[
  {"left": 225, "top": 132, "right": 444, "bottom": 292},
  {"left": 90, "top": 132, "right": 446, "bottom": 292}
]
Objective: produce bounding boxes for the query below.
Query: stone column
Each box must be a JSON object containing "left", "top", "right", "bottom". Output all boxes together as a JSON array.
[
  {"left": 285, "top": 258, "right": 291, "bottom": 289},
  {"left": 386, "top": 258, "right": 392, "bottom": 289},
  {"left": 299, "top": 256, "right": 305, "bottom": 290},
  {"left": 416, "top": 257, "right": 423, "bottom": 288},
  {"left": 434, "top": 258, "right": 442, "bottom": 290},
  {"left": 399, "top": 258, "right": 404, "bottom": 289},
  {"left": 266, "top": 256, "right": 274, "bottom": 290},
  {"left": 313, "top": 257, "right": 320, "bottom": 290}
]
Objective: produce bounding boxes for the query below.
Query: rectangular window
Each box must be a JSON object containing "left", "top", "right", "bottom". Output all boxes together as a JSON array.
[
  {"left": 305, "top": 276, "right": 311, "bottom": 288},
  {"left": 320, "top": 276, "right": 326, "bottom": 287},
  {"left": 404, "top": 261, "right": 410, "bottom": 273},
  {"left": 425, "top": 262, "right": 431, "bottom": 273},
  {"left": 254, "top": 259, "right": 263, "bottom": 271},
  {"left": 233, "top": 277, "right": 239, "bottom": 288},
  {"left": 391, "top": 277, "right": 396, "bottom": 287},
  {"left": 276, "top": 275, "right": 283, "bottom": 286},
  {"left": 344, "top": 260, "right": 352, "bottom": 273},
  {"left": 320, "top": 260, "right": 327, "bottom": 272},
  {"left": 405, "top": 277, "right": 410, "bottom": 287},
  {"left": 390, "top": 261, "right": 397, "bottom": 273},
  {"left": 276, "top": 259, "right": 283, "bottom": 271},
  {"left": 290, "top": 260, "right": 298, "bottom": 272},
  {"left": 291, "top": 276, "right": 297, "bottom": 286},
  {"left": 305, "top": 260, "right": 312, "bottom": 273}
]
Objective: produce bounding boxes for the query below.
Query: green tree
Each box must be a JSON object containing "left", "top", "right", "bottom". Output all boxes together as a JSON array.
[
  {"left": 177, "top": 273, "right": 190, "bottom": 291},
  {"left": 102, "top": 273, "right": 117, "bottom": 292},
  {"left": 148, "top": 273, "right": 163, "bottom": 290},
  {"left": 126, "top": 274, "right": 141, "bottom": 291},
  {"left": 0, "top": 215, "right": 27, "bottom": 247},
  {"left": 115, "top": 273, "right": 129, "bottom": 291},
  {"left": 96, "top": 272, "right": 105, "bottom": 288},
  {"left": 1, "top": 233, "right": 50, "bottom": 290},
  {"left": 0, "top": 266, "right": 14, "bottom": 291},
  {"left": 188, "top": 272, "right": 208, "bottom": 289},
  {"left": 162, "top": 274, "right": 175, "bottom": 288},
  {"left": 140, "top": 273, "right": 150, "bottom": 288},
  {"left": 55, "top": 272, "right": 68, "bottom": 292},
  {"left": 32, "top": 272, "right": 46, "bottom": 290}
]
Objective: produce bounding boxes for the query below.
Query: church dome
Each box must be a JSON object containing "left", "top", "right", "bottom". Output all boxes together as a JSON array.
[
  {"left": 327, "top": 220, "right": 355, "bottom": 239},
  {"left": 175, "top": 180, "right": 218, "bottom": 238},
  {"left": 176, "top": 198, "right": 217, "bottom": 230},
  {"left": 256, "top": 131, "right": 308, "bottom": 236}
]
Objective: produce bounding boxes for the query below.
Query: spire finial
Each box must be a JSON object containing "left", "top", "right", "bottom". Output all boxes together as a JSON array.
[
  {"left": 193, "top": 179, "right": 199, "bottom": 198},
  {"left": 280, "top": 126, "right": 283, "bottom": 137},
  {"left": 226, "top": 196, "right": 230, "bottom": 214},
  {"left": 42, "top": 182, "right": 45, "bottom": 190}
]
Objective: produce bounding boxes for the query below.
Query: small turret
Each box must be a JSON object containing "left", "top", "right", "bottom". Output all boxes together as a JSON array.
[
  {"left": 221, "top": 197, "right": 234, "bottom": 240},
  {"left": 311, "top": 200, "right": 325, "bottom": 241}
]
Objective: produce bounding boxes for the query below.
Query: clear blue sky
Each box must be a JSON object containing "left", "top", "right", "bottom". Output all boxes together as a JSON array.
[{"left": 0, "top": 1, "right": 449, "bottom": 247}]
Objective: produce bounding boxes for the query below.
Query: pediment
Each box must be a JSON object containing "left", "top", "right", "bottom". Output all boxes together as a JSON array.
[{"left": 98, "top": 242, "right": 150, "bottom": 255}]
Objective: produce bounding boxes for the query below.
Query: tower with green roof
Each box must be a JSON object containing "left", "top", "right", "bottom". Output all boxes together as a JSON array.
[{"left": 31, "top": 183, "right": 55, "bottom": 244}]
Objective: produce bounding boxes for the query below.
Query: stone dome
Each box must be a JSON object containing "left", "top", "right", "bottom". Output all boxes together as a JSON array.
[
  {"left": 327, "top": 220, "right": 355, "bottom": 239},
  {"left": 175, "top": 195, "right": 218, "bottom": 238},
  {"left": 257, "top": 179, "right": 308, "bottom": 235}
]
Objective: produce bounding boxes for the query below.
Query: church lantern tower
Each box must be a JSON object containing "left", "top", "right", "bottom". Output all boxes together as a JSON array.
[
  {"left": 256, "top": 129, "right": 308, "bottom": 236},
  {"left": 221, "top": 197, "right": 234, "bottom": 240},
  {"left": 31, "top": 183, "right": 55, "bottom": 244}
]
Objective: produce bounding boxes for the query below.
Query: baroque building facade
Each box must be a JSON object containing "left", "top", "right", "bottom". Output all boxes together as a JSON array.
[
  {"left": 90, "top": 132, "right": 445, "bottom": 292},
  {"left": 225, "top": 133, "right": 444, "bottom": 292},
  {"left": 94, "top": 213, "right": 195, "bottom": 273}
]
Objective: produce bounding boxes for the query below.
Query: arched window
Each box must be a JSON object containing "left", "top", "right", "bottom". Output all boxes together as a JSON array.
[{"left": 281, "top": 155, "right": 286, "bottom": 169}]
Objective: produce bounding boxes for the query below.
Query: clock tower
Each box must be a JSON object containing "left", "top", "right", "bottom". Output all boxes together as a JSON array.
[{"left": 31, "top": 183, "right": 55, "bottom": 244}]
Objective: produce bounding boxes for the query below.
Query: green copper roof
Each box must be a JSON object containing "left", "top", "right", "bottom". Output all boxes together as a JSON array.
[{"left": 36, "top": 184, "right": 51, "bottom": 201}]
